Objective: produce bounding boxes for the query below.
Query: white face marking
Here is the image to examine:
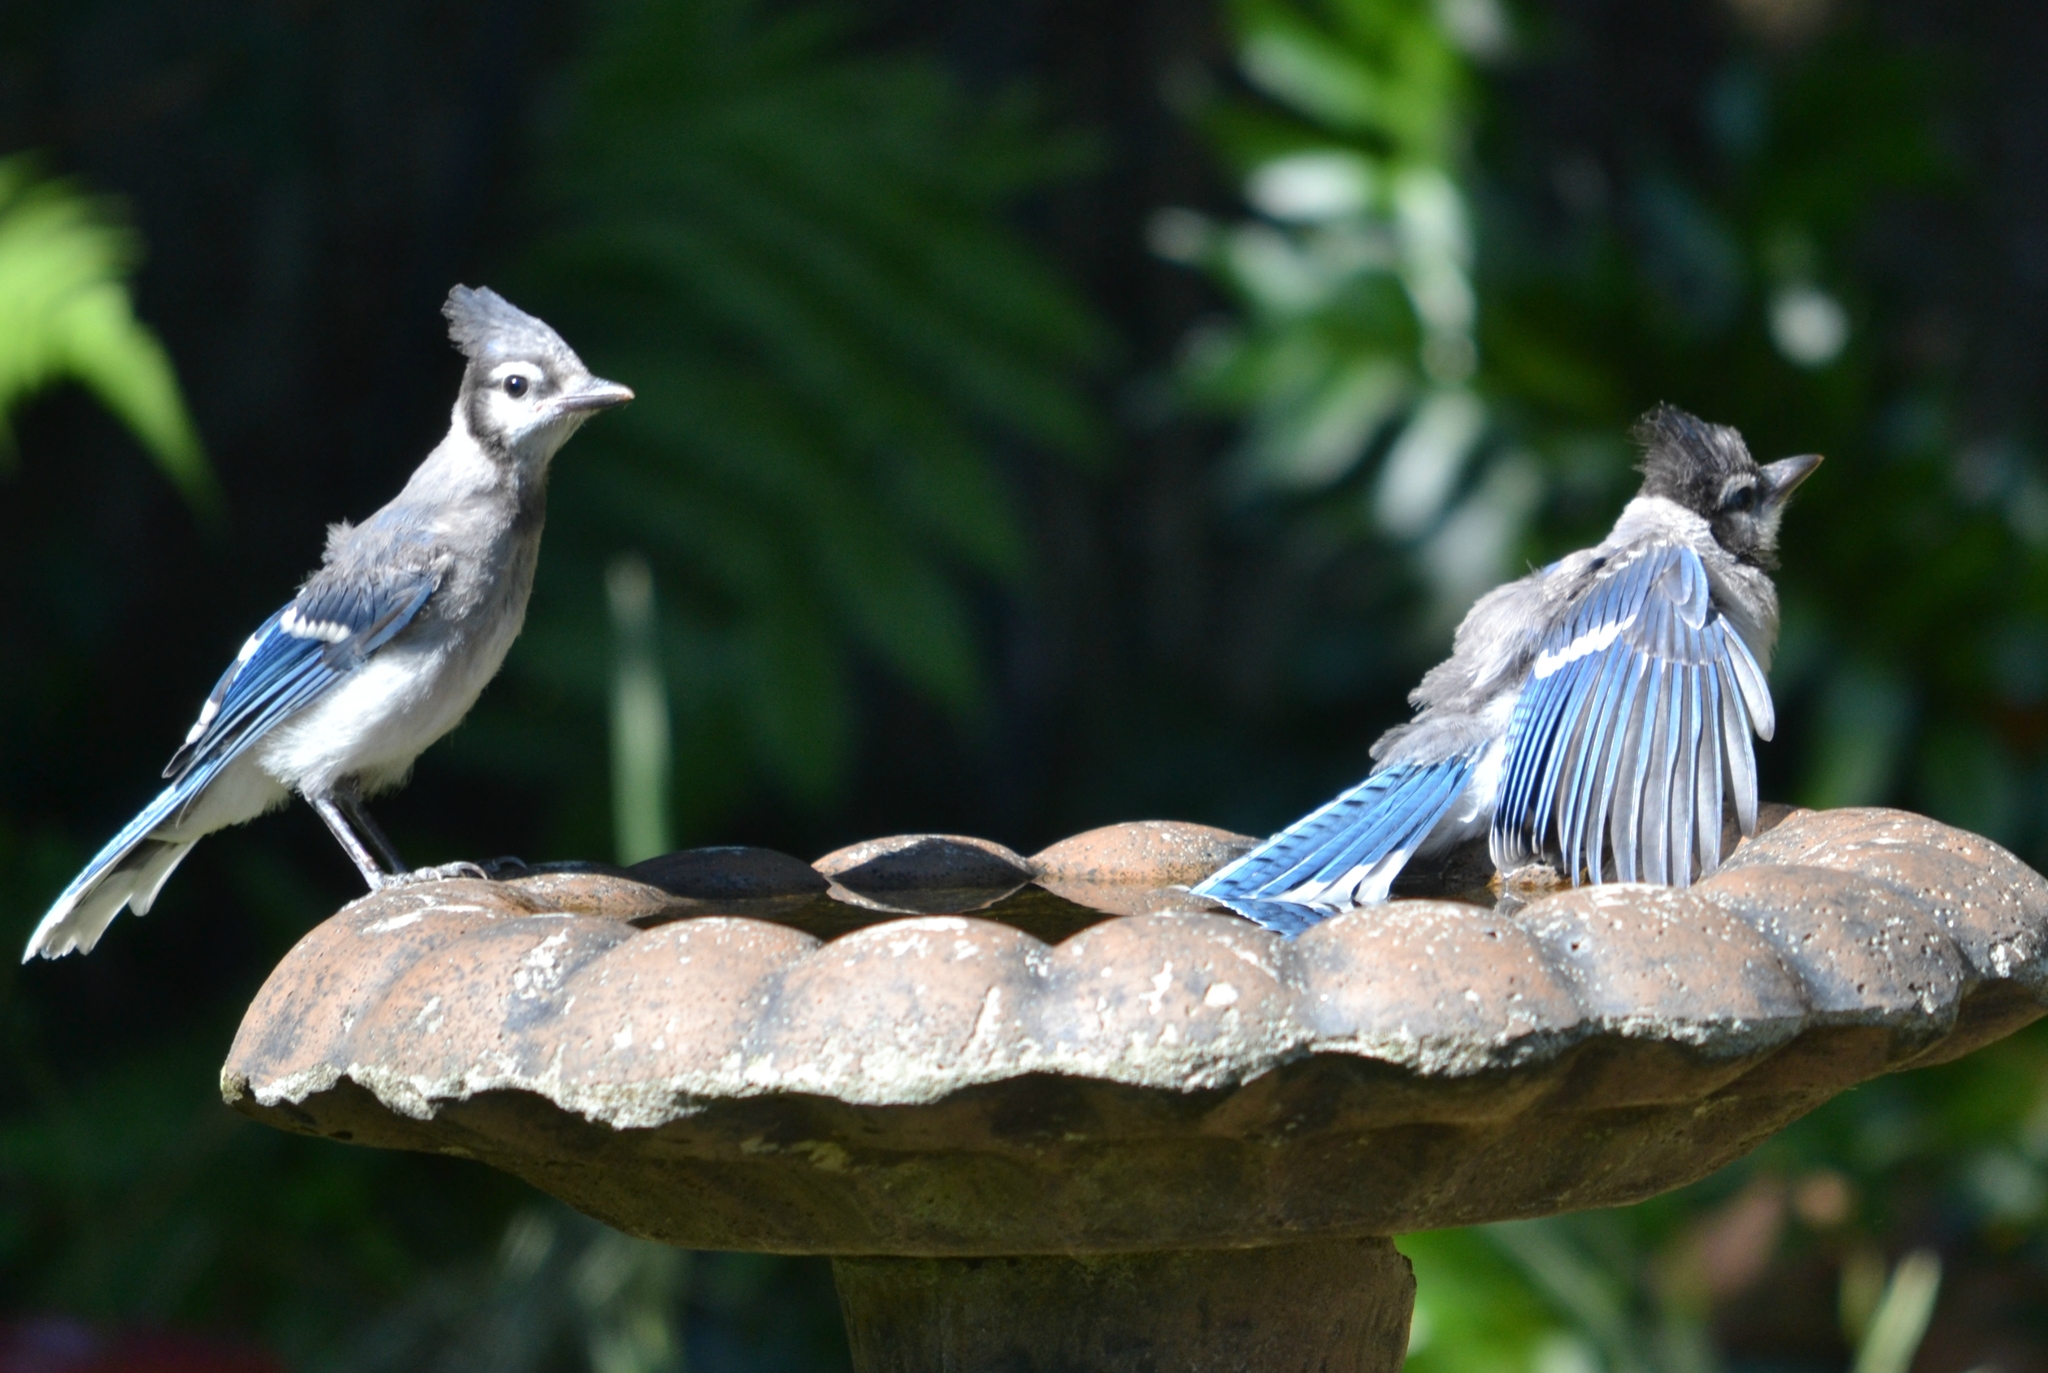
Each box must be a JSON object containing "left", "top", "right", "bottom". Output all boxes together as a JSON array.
[
  {"left": 478, "top": 361, "right": 550, "bottom": 440},
  {"left": 489, "top": 360, "right": 544, "bottom": 390}
]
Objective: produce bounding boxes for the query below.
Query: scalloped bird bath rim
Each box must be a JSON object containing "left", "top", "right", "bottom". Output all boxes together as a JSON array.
[
  {"left": 222, "top": 805, "right": 2048, "bottom": 1250},
  {"left": 219, "top": 806, "right": 2048, "bottom": 1372}
]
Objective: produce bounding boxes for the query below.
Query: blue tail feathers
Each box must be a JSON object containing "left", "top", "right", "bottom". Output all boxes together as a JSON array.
[
  {"left": 1208, "top": 897, "right": 1330, "bottom": 937},
  {"left": 23, "top": 765, "right": 215, "bottom": 961},
  {"left": 1194, "top": 753, "right": 1476, "bottom": 936}
]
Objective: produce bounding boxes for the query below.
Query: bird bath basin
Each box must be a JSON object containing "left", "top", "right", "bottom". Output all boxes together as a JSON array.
[{"left": 222, "top": 807, "right": 2048, "bottom": 1371}]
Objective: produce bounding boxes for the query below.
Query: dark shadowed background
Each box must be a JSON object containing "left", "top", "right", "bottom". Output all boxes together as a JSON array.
[{"left": 5, "top": 0, "right": 2048, "bottom": 1369}]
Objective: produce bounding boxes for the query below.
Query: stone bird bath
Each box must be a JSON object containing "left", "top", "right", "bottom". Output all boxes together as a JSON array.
[{"left": 222, "top": 808, "right": 2048, "bottom": 1371}]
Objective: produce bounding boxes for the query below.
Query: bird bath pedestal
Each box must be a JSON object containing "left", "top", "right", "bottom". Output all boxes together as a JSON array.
[{"left": 221, "top": 808, "right": 2048, "bottom": 1371}]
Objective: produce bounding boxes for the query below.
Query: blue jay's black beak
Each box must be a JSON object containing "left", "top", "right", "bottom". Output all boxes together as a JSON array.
[
  {"left": 1761, "top": 452, "right": 1822, "bottom": 505},
  {"left": 551, "top": 377, "right": 635, "bottom": 416}
]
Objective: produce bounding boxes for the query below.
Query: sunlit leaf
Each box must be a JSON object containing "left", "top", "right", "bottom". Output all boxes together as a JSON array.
[{"left": 0, "top": 156, "right": 215, "bottom": 514}]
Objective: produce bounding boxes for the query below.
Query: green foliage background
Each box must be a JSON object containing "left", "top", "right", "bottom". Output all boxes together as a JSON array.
[
  {"left": 3, "top": 0, "right": 2048, "bottom": 1369},
  {"left": 0, "top": 157, "right": 211, "bottom": 509},
  {"left": 491, "top": 0, "right": 1104, "bottom": 839}
]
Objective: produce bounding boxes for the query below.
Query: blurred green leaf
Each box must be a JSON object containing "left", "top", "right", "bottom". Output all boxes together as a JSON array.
[
  {"left": 1850, "top": 1250, "right": 1941, "bottom": 1373},
  {"left": 1401, "top": 1227, "right": 1568, "bottom": 1373},
  {"left": 0, "top": 155, "right": 215, "bottom": 515},
  {"left": 607, "top": 554, "right": 673, "bottom": 865}
]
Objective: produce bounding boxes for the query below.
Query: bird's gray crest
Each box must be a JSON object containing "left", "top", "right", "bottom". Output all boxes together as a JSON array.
[
  {"left": 1632, "top": 403, "right": 1756, "bottom": 513},
  {"left": 443, "top": 285, "right": 573, "bottom": 369}
]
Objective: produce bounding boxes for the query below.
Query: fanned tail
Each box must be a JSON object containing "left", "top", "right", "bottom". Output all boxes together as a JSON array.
[{"left": 1194, "top": 753, "right": 1476, "bottom": 936}]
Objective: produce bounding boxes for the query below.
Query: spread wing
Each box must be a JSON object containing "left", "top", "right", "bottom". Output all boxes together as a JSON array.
[
  {"left": 163, "top": 562, "right": 439, "bottom": 786},
  {"left": 1490, "top": 541, "right": 1773, "bottom": 887}
]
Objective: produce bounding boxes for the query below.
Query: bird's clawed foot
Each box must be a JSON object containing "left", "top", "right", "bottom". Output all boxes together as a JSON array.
[
  {"left": 1490, "top": 861, "right": 1566, "bottom": 898},
  {"left": 1487, "top": 861, "right": 1566, "bottom": 915},
  {"left": 375, "top": 861, "right": 488, "bottom": 889},
  {"left": 375, "top": 856, "right": 530, "bottom": 889}
]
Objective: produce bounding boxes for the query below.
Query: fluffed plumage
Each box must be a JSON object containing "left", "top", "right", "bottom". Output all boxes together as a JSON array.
[{"left": 1198, "top": 405, "right": 1819, "bottom": 934}]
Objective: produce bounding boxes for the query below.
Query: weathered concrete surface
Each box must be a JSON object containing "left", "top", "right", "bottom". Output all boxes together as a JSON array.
[
  {"left": 1032, "top": 820, "right": 1258, "bottom": 888},
  {"left": 222, "top": 808, "right": 2048, "bottom": 1256},
  {"left": 1029, "top": 820, "right": 1252, "bottom": 923},
  {"left": 834, "top": 1239, "right": 1415, "bottom": 1373}
]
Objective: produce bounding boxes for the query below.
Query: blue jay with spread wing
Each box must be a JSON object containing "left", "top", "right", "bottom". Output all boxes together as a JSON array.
[
  {"left": 25, "top": 286, "right": 632, "bottom": 960},
  {"left": 1196, "top": 405, "right": 1820, "bottom": 935}
]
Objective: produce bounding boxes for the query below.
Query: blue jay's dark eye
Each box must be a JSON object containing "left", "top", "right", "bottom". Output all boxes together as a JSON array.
[
  {"left": 1722, "top": 484, "right": 1756, "bottom": 513},
  {"left": 503, "top": 375, "right": 529, "bottom": 399}
]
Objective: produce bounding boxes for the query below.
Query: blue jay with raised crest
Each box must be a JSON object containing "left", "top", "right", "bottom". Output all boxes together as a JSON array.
[
  {"left": 24, "top": 286, "right": 632, "bottom": 960},
  {"left": 1197, "top": 405, "right": 1821, "bottom": 935}
]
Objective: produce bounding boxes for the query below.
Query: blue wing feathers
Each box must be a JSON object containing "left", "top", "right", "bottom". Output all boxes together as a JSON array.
[
  {"left": 1719, "top": 661, "right": 1759, "bottom": 833},
  {"left": 1724, "top": 631, "right": 1774, "bottom": 739},
  {"left": 1558, "top": 657, "right": 1609, "bottom": 862},
  {"left": 1682, "top": 664, "right": 1706, "bottom": 869},
  {"left": 1493, "top": 542, "right": 1772, "bottom": 890},
  {"left": 1591, "top": 655, "right": 1645, "bottom": 881},
  {"left": 1565, "top": 652, "right": 1619, "bottom": 878},
  {"left": 1495, "top": 703, "right": 1534, "bottom": 834},
  {"left": 1524, "top": 663, "right": 1577, "bottom": 850},
  {"left": 1498, "top": 666, "right": 1564, "bottom": 844},
  {"left": 1699, "top": 667, "right": 1725, "bottom": 870},
  {"left": 1650, "top": 662, "right": 1682, "bottom": 882},
  {"left": 1624, "top": 657, "right": 1664, "bottom": 881},
  {"left": 1519, "top": 659, "right": 1573, "bottom": 840},
  {"left": 1581, "top": 647, "right": 1630, "bottom": 872},
  {"left": 1217, "top": 538, "right": 1776, "bottom": 931},
  {"left": 1655, "top": 669, "right": 1682, "bottom": 882},
  {"left": 165, "top": 575, "right": 435, "bottom": 784},
  {"left": 1533, "top": 655, "right": 1598, "bottom": 846}
]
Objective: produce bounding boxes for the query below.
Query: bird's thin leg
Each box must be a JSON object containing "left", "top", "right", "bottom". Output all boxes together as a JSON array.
[
  {"left": 308, "top": 792, "right": 393, "bottom": 890},
  {"left": 335, "top": 786, "right": 408, "bottom": 874},
  {"left": 322, "top": 783, "right": 511, "bottom": 888}
]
